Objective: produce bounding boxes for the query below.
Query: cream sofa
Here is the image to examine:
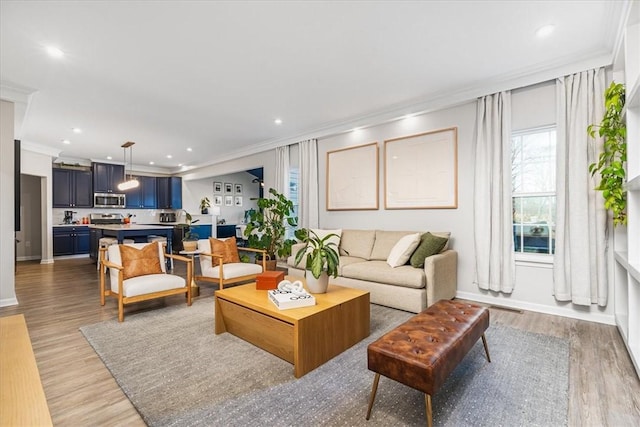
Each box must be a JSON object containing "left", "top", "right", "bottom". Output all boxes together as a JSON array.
[{"left": 287, "top": 229, "right": 457, "bottom": 313}]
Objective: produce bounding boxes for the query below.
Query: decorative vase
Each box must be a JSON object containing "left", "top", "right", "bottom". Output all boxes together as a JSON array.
[{"left": 305, "top": 271, "right": 329, "bottom": 294}]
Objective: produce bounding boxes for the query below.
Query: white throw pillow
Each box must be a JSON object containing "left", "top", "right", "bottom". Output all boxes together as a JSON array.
[{"left": 386, "top": 233, "right": 421, "bottom": 268}]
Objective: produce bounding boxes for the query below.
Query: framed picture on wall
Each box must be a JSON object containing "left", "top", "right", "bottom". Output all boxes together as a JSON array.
[
  {"left": 214, "top": 195, "right": 223, "bottom": 206},
  {"left": 235, "top": 184, "right": 243, "bottom": 194},
  {"left": 234, "top": 196, "right": 243, "bottom": 206},
  {"left": 224, "top": 183, "right": 233, "bottom": 194},
  {"left": 225, "top": 195, "right": 233, "bottom": 206},
  {"left": 213, "top": 182, "right": 223, "bottom": 193},
  {"left": 384, "top": 127, "right": 458, "bottom": 209},
  {"left": 326, "top": 142, "right": 379, "bottom": 210}
]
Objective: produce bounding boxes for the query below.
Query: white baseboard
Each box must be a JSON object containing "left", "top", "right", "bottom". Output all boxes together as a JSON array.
[
  {"left": 0, "top": 297, "right": 18, "bottom": 307},
  {"left": 17, "top": 255, "right": 41, "bottom": 261},
  {"left": 456, "top": 291, "right": 615, "bottom": 326},
  {"left": 40, "top": 258, "right": 54, "bottom": 264}
]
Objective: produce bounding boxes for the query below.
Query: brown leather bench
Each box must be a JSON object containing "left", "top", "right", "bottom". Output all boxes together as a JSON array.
[{"left": 366, "top": 299, "right": 490, "bottom": 427}]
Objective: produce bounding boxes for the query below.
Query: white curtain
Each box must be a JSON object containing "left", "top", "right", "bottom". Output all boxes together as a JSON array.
[
  {"left": 473, "top": 91, "right": 515, "bottom": 293},
  {"left": 298, "top": 139, "right": 319, "bottom": 229},
  {"left": 554, "top": 68, "right": 608, "bottom": 306},
  {"left": 274, "top": 145, "right": 290, "bottom": 197}
]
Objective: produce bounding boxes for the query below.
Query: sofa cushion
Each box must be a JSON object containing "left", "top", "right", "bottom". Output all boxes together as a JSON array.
[
  {"left": 410, "top": 232, "right": 449, "bottom": 268},
  {"left": 337, "top": 256, "right": 367, "bottom": 276},
  {"left": 339, "top": 229, "right": 376, "bottom": 260},
  {"left": 119, "top": 242, "right": 163, "bottom": 280},
  {"left": 341, "top": 260, "right": 425, "bottom": 289},
  {"left": 370, "top": 230, "right": 418, "bottom": 260},
  {"left": 209, "top": 237, "right": 240, "bottom": 264},
  {"left": 387, "top": 233, "right": 421, "bottom": 267}
]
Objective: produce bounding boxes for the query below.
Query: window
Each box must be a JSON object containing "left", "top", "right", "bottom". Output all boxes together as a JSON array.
[
  {"left": 286, "top": 168, "right": 299, "bottom": 240},
  {"left": 512, "top": 127, "right": 556, "bottom": 255}
]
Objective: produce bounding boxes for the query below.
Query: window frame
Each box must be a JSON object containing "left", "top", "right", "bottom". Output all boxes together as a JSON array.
[{"left": 511, "top": 125, "right": 557, "bottom": 264}]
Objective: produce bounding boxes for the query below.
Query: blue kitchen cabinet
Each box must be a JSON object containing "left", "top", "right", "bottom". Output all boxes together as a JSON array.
[{"left": 52, "top": 168, "right": 93, "bottom": 208}]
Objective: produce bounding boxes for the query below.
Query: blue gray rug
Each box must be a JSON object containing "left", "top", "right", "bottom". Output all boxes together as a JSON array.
[{"left": 80, "top": 298, "right": 569, "bottom": 426}]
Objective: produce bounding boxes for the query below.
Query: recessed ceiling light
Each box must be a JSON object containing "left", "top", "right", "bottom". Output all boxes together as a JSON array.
[
  {"left": 106, "top": 156, "right": 112, "bottom": 160},
  {"left": 535, "top": 24, "right": 555, "bottom": 38},
  {"left": 46, "top": 46, "right": 64, "bottom": 58},
  {"left": 72, "top": 127, "right": 82, "bottom": 134},
  {"left": 187, "top": 147, "right": 193, "bottom": 152},
  {"left": 274, "top": 118, "right": 283, "bottom": 125},
  {"left": 166, "top": 155, "right": 172, "bottom": 159},
  {"left": 62, "top": 139, "right": 71, "bottom": 144},
  {"left": 178, "top": 163, "right": 183, "bottom": 167},
  {"left": 149, "top": 161, "right": 154, "bottom": 165}
]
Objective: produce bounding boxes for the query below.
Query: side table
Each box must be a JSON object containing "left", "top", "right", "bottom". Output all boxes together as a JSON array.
[{"left": 179, "top": 249, "right": 202, "bottom": 297}]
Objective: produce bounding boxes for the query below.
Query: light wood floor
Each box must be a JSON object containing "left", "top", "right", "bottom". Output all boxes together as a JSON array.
[{"left": 2, "top": 258, "right": 639, "bottom": 426}]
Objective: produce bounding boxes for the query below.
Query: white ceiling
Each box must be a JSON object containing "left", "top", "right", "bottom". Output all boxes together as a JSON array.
[{"left": 0, "top": 1, "right": 631, "bottom": 173}]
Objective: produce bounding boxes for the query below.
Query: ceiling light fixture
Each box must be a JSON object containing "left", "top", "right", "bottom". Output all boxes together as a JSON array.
[
  {"left": 117, "top": 141, "right": 139, "bottom": 191},
  {"left": 166, "top": 154, "right": 172, "bottom": 159},
  {"left": 62, "top": 139, "right": 71, "bottom": 144},
  {"left": 274, "top": 118, "right": 283, "bottom": 125},
  {"left": 46, "top": 46, "right": 64, "bottom": 58},
  {"left": 187, "top": 147, "right": 192, "bottom": 152},
  {"left": 106, "top": 156, "right": 112, "bottom": 160},
  {"left": 535, "top": 24, "right": 555, "bottom": 38},
  {"left": 149, "top": 161, "right": 154, "bottom": 165},
  {"left": 72, "top": 127, "right": 82, "bottom": 134}
]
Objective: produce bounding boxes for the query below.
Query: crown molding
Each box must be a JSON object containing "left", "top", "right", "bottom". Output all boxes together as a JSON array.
[{"left": 21, "top": 141, "right": 60, "bottom": 158}]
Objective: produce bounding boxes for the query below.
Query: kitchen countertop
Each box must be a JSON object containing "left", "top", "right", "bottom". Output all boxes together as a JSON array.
[
  {"left": 54, "top": 224, "right": 90, "bottom": 227},
  {"left": 88, "top": 224, "right": 174, "bottom": 230}
]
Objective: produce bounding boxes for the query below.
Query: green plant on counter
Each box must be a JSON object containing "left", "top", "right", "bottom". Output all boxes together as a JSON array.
[
  {"left": 200, "top": 197, "right": 211, "bottom": 214},
  {"left": 177, "top": 211, "right": 200, "bottom": 241},
  {"left": 587, "top": 82, "right": 626, "bottom": 226}
]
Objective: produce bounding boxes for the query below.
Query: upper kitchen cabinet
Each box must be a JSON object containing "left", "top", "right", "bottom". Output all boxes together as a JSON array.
[
  {"left": 52, "top": 168, "right": 93, "bottom": 208},
  {"left": 125, "top": 175, "right": 157, "bottom": 208},
  {"left": 156, "top": 176, "right": 182, "bottom": 209},
  {"left": 92, "top": 162, "right": 125, "bottom": 193}
]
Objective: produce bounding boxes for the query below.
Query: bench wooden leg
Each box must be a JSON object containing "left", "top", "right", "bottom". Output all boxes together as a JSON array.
[
  {"left": 425, "top": 393, "right": 432, "bottom": 427},
  {"left": 365, "top": 373, "right": 380, "bottom": 420},
  {"left": 481, "top": 333, "right": 491, "bottom": 362}
]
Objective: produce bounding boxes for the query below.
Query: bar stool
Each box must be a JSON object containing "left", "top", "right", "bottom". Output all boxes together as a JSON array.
[
  {"left": 147, "top": 236, "right": 171, "bottom": 268},
  {"left": 97, "top": 237, "right": 133, "bottom": 270}
]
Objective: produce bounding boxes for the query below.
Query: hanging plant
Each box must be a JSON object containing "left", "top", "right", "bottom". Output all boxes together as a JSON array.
[{"left": 587, "top": 82, "right": 626, "bottom": 226}]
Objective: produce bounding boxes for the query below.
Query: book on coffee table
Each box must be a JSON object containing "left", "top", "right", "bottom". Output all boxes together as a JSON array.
[{"left": 267, "top": 289, "right": 316, "bottom": 310}]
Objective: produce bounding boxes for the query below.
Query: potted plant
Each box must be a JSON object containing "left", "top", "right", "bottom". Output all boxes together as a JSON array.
[
  {"left": 294, "top": 228, "right": 340, "bottom": 293},
  {"left": 177, "top": 211, "right": 200, "bottom": 251},
  {"left": 588, "top": 82, "right": 627, "bottom": 226},
  {"left": 244, "top": 188, "right": 297, "bottom": 270},
  {"left": 200, "top": 197, "right": 211, "bottom": 214}
]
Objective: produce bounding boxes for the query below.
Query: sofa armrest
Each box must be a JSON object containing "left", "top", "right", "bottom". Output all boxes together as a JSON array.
[{"left": 424, "top": 249, "right": 457, "bottom": 306}]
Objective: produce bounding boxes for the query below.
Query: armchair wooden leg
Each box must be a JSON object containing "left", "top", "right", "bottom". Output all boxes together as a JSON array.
[{"left": 118, "top": 294, "right": 124, "bottom": 322}]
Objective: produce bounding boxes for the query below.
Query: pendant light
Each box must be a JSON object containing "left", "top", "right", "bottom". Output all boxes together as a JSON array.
[{"left": 117, "top": 141, "right": 139, "bottom": 191}]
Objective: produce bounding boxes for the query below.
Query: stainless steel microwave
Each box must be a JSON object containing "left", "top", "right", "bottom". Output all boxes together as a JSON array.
[{"left": 94, "top": 193, "right": 126, "bottom": 208}]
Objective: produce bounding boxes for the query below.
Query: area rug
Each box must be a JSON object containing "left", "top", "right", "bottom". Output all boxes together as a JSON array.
[{"left": 80, "top": 298, "right": 569, "bottom": 426}]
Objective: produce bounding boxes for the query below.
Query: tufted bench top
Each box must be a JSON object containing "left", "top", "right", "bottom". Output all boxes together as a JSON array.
[{"left": 367, "top": 299, "right": 489, "bottom": 396}]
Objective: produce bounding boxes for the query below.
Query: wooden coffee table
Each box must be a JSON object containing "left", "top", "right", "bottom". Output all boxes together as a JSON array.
[{"left": 214, "top": 280, "right": 370, "bottom": 378}]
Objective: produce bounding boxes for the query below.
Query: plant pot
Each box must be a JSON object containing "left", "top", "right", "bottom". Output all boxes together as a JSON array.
[
  {"left": 183, "top": 240, "right": 198, "bottom": 252},
  {"left": 305, "top": 271, "right": 329, "bottom": 294},
  {"left": 256, "top": 258, "right": 278, "bottom": 271},
  {"left": 201, "top": 208, "right": 209, "bottom": 214}
]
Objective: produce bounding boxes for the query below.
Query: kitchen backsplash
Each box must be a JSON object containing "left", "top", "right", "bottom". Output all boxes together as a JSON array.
[{"left": 52, "top": 209, "right": 215, "bottom": 225}]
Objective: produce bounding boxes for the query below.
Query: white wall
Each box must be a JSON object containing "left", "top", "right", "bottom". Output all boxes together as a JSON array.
[
  {"left": 17, "top": 174, "right": 42, "bottom": 260},
  {"left": 21, "top": 149, "right": 54, "bottom": 263},
  {"left": 0, "top": 100, "right": 16, "bottom": 306},
  {"left": 317, "top": 82, "right": 614, "bottom": 324},
  {"left": 183, "top": 171, "right": 260, "bottom": 226}
]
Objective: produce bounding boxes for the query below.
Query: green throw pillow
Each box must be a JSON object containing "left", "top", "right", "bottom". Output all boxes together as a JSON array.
[{"left": 409, "top": 232, "right": 448, "bottom": 268}]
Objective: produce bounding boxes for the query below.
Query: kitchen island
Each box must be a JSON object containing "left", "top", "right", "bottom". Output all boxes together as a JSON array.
[{"left": 89, "top": 224, "right": 175, "bottom": 268}]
